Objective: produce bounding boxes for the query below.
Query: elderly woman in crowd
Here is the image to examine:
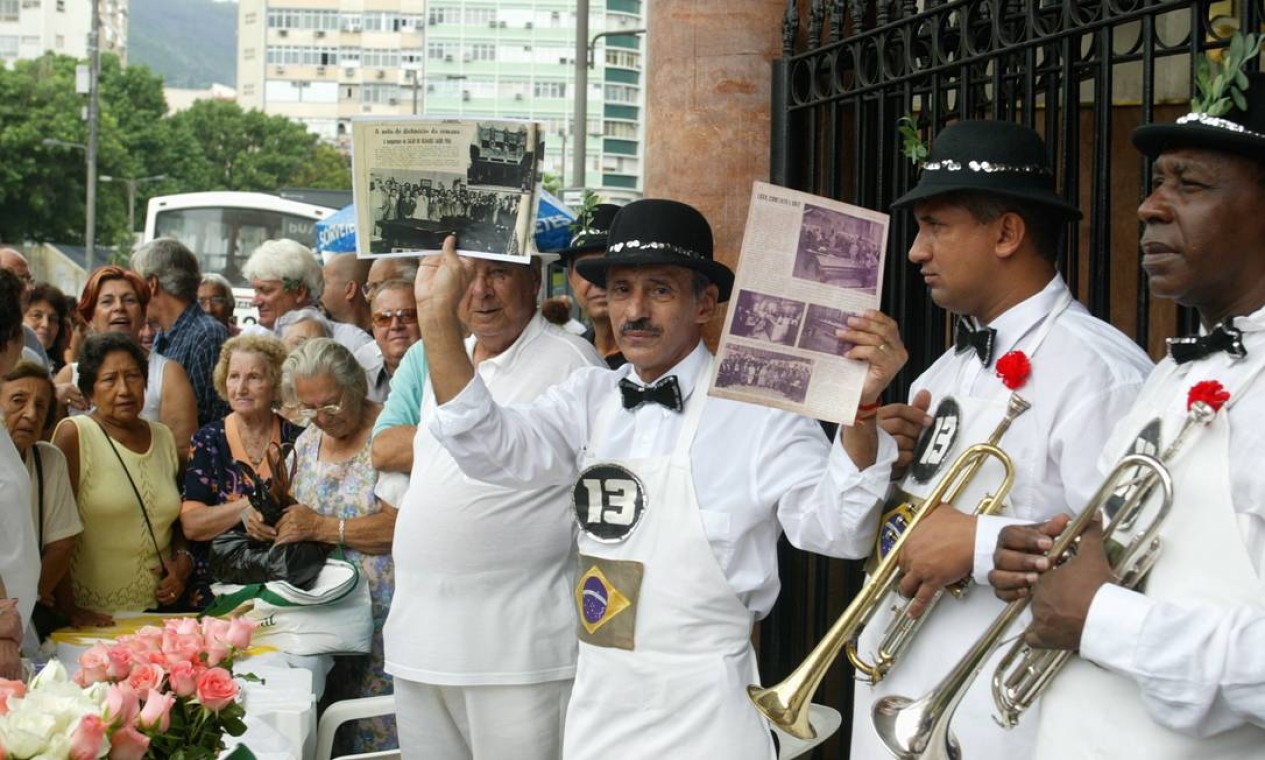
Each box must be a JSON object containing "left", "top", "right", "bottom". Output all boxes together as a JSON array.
[
  {"left": 52, "top": 333, "right": 189, "bottom": 614},
  {"left": 0, "top": 361, "right": 110, "bottom": 633},
  {"left": 276, "top": 337, "right": 395, "bottom": 754},
  {"left": 198, "top": 273, "right": 240, "bottom": 336},
  {"left": 54, "top": 266, "right": 198, "bottom": 461},
  {"left": 281, "top": 310, "right": 333, "bottom": 353},
  {"left": 23, "top": 283, "right": 70, "bottom": 373},
  {"left": 180, "top": 334, "right": 301, "bottom": 609},
  {"left": 242, "top": 239, "right": 372, "bottom": 354}
]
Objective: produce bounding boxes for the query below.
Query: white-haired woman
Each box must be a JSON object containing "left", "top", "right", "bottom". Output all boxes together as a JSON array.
[
  {"left": 198, "top": 273, "right": 240, "bottom": 336},
  {"left": 242, "top": 239, "right": 372, "bottom": 353},
  {"left": 277, "top": 337, "right": 395, "bottom": 753}
]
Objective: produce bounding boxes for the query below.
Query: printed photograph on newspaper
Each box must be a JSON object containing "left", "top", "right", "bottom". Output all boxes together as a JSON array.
[
  {"left": 710, "top": 181, "right": 890, "bottom": 424},
  {"left": 350, "top": 116, "right": 543, "bottom": 262}
]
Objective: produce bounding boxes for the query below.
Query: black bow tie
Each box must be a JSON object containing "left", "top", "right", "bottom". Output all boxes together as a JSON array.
[
  {"left": 954, "top": 317, "right": 997, "bottom": 366},
  {"left": 619, "top": 376, "right": 683, "bottom": 412},
  {"left": 1167, "top": 319, "right": 1248, "bottom": 365}
]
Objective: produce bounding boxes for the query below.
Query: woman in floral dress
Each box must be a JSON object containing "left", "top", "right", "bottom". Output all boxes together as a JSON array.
[{"left": 276, "top": 337, "right": 397, "bottom": 754}]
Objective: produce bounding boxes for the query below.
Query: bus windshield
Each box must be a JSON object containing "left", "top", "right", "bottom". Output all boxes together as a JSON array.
[{"left": 151, "top": 206, "right": 321, "bottom": 286}]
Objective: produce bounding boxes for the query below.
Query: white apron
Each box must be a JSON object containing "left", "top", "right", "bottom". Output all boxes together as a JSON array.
[
  {"left": 562, "top": 365, "right": 773, "bottom": 760},
  {"left": 1036, "top": 356, "right": 1265, "bottom": 759},
  {"left": 851, "top": 292, "right": 1071, "bottom": 760}
]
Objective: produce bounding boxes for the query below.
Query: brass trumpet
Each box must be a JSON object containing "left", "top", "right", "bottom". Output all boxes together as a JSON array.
[
  {"left": 747, "top": 393, "right": 1029, "bottom": 742},
  {"left": 871, "top": 451, "right": 1175, "bottom": 759}
]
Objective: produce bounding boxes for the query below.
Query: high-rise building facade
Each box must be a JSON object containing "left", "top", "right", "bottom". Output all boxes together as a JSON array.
[
  {"left": 0, "top": 0, "right": 128, "bottom": 65},
  {"left": 237, "top": 0, "right": 644, "bottom": 201}
]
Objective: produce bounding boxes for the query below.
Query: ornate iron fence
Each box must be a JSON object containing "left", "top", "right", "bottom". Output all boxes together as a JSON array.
[{"left": 759, "top": 1, "right": 1256, "bottom": 757}]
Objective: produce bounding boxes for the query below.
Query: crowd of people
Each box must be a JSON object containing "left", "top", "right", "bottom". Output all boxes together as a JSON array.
[{"left": 0, "top": 58, "right": 1263, "bottom": 760}]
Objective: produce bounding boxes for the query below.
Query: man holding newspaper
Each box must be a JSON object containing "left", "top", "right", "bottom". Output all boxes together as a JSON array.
[{"left": 414, "top": 198, "right": 898, "bottom": 759}]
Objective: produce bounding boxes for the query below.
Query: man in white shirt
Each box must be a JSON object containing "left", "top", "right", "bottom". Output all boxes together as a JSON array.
[
  {"left": 385, "top": 255, "right": 602, "bottom": 759},
  {"left": 991, "top": 63, "right": 1265, "bottom": 759},
  {"left": 840, "top": 120, "right": 1153, "bottom": 760},
  {"left": 417, "top": 199, "right": 896, "bottom": 759},
  {"left": 0, "top": 268, "right": 39, "bottom": 679}
]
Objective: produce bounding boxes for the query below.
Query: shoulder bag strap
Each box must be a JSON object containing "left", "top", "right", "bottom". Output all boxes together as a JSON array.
[
  {"left": 89, "top": 418, "right": 166, "bottom": 571},
  {"left": 33, "top": 445, "right": 44, "bottom": 548}
]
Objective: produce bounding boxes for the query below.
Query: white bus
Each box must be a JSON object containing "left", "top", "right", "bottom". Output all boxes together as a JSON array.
[{"left": 143, "top": 191, "right": 342, "bottom": 324}]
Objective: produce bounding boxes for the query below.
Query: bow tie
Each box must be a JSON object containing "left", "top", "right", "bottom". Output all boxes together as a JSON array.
[
  {"left": 954, "top": 317, "right": 997, "bottom": 366},
  {"left": 1167, "top": 319, "right": 1248, "bottom": 365},
  {"left": 619, "top": 376, "right": 684, "bottom": 412}
]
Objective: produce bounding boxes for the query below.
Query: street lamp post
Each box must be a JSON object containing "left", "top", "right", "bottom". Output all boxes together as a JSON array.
[
  {"left": 99, "top": 174, "right": 167, "bottom": 235},
  {"left": 571, "top": 11, "right": 646, "bottom": 189},
  {"left": 86, "top": 0, "right": 102, "bottom": 272}
]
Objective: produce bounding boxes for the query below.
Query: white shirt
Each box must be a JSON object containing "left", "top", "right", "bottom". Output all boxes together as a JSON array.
[
  {"left": 25, "top": 441, "right": 83, "bottom": 547},
  {"left": 0, "top": 424, "right": 39, "bottom": 627},
  {"left": 1080, "top": 304, "right": 1265, "bottom": 737},
  {"left": 428, "top": 340, "right": 888, "bottom": 618},
  {"left": 850, "top": 276, "right": 1153, "bottom": 581},
  {"left": 385, "top": 313, "right": 604, "bottom": 685}
]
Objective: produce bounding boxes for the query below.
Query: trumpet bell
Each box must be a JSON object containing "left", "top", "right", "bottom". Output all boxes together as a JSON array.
[
  {"left": 873, "top": 693, "right": 962, "bottom": 760},
  {"left": 747, "top": 684, "right": 815, "bottom": 740}
]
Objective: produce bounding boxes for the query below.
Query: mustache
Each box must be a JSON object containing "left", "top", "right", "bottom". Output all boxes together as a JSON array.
[{"left": 620, "top": 319, "right": 661, "bottom": 335}]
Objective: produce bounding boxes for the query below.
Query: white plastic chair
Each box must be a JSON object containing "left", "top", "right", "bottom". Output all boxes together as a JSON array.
[{"left": 314, "top": 695, "right": 400, "bottom": 760}]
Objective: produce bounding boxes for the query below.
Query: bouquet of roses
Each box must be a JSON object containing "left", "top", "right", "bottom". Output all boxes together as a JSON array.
[{"left": 0, "top": 616, "right": 257, "bottom": 759}]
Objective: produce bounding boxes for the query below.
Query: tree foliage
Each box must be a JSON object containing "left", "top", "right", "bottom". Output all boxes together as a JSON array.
[{"left": 0, "top": 52, "right": 350, "bottom": 250}]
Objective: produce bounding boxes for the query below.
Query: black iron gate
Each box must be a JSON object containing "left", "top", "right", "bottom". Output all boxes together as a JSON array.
[{"left": 758, "top": 1, "right": 1257, "bottom": 757}]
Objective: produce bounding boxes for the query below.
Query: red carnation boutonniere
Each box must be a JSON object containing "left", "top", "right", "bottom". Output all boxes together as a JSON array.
[
  {"left": 995, "top": 350, "right": 1031, "bottom": 390},
  {"left": 1187, "top": 379, "right": 1231, "bottom": 414}
]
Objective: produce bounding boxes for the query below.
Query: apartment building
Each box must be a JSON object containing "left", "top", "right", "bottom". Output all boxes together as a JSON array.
[
  {"left": 0, "top": 0, "right": 128, "bottom": 65},
  {"left": 237, "top": 0, "right": 645, "bottom": 200}
]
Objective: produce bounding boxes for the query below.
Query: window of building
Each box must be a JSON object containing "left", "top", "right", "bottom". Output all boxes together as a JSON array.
[
  {"left": 0, "top": 1, "right": 19, "bottom": 22},
  {"left": 465, "top": 7, "right": 496, "bottom": 25},
  {"left": 604, "top": 121, "right": 637, "bottom": 139},
  {"left": 605, "top": 49, "right": 640, "bottom": 69},
  {"left": 533, "top": 80, "right": 566, "bottom": 99},
  {"left": 242, "top": 83, "right": 255, "bottom": 96},
  {"left": 0, "top": 36, "right": 19, "bottom": 57},
  {"left": 243, "top": 47, "right": 255, "bottom": 61},
  {"left": 361, "top": 83, "right": 401, "bottom": 104},
  {"left": 428, "top": 7, "right": 453, "bottom": 25},
  {"left": 363, "top": 48, "right": 400, "bottom": 68},
  {"left": 468, "top": 43, "right": 495, "bottom": 62},
  {"left": 604, "top": 84, "right": 639, "bottom": 103},
  {"left": 427, "top": 41, "right": 458, "bottom": 61}
]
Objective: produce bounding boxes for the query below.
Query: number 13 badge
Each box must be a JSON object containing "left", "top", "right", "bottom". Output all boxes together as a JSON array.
[{"left": 573, "top": 464, "right": 648, "bottom": 542}]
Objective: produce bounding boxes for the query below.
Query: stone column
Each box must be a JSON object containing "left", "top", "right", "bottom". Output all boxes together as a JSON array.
[{"left": 643, "top": 0, "right": 787, "bottom": 279}]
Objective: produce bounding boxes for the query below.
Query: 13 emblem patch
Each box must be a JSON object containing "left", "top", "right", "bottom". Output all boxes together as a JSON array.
[
  {"left": 910, "top": 397, "right": 962, "bottom": 484},
  {"left": 573, "top": 464, "right": 648, "bottom": 542}
]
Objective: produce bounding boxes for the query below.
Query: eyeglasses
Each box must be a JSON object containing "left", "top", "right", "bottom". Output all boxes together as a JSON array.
[
  {"left": 198, "top": 296, "right": 229, "bottom": 307},
  {"left": 371, "top": 309, "right": 418, "bottom": 328},
  {"left": 288, "top": 394, "right": 347, "bottom": 425}
]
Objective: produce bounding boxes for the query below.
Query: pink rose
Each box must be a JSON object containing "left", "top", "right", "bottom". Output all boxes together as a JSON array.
[
  {"left": 125, "top": 662, "right": 164, "bottom": 693},
  {"left": 107, "top": 725, "right": 150, "bottom": 760},
  {"left": 104, "top": 683, "right": 140, "bottom": 727},
  {"left": 137, "top": 688, "right": 176, "bottom": 733},
  {"left": 77, "top": 643, "right": 111, "bottom": 685},
  {"left": 167, "top": 659, "right": 198, "bottom": 698},
  {"left": 106, "top": 645, "right": 135, "bottom": 680},
  {"left": 225, "top": 616, "right": 256, "bottom": 651},
  {"left": 195, "top": 667, "right": 238, "bottom": 712},
  {"left": 0, "top": 679, "right": 25, "bottom": 715},
  {"left": 135, "top": 626, "right": 164, "bottom": 651},
  {"left": 69, "top": 713, "right": 106, "bottom": 760},
  {"left": 161, "top": 620, "right": 203, "bottom": 666}
]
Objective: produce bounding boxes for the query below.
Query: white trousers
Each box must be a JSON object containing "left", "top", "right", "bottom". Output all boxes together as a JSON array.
[{"left": 394, "top": 677, "right": 572, "bottom": 760}]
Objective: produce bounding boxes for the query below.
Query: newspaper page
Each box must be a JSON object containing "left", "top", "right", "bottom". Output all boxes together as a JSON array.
[
  {"left": 350, "top": 116, "right": 542, "bottom": 263},
  {"left": 710, "top": 181, "right": 889, "bottom": 425}
]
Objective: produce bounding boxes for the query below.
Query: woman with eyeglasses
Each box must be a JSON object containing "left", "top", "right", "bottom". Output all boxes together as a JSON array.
[
  {"left": 198, "top": 273, "right": 240, "bottom": 336},
  {"left": 53, "top": 266, "right": 198, "bottom": 463},
  {"left": 180, "top": 334, "right": 302, "bottom": 609},
  {"left": 278, "top": 337, "right": 396, "bottom": 754}
]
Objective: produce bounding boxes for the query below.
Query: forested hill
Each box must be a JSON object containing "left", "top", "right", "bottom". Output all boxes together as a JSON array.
[{"left": 129, "top": 0, "right": 237, "bottom": 89}]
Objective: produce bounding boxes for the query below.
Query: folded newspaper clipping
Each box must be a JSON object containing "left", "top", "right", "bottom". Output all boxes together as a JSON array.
[
  {"left": 710, "top": 182, "right": 889, "bottom": 424},
  {"left": 350, "top": 117, "right": 542, "bottom": 262}
]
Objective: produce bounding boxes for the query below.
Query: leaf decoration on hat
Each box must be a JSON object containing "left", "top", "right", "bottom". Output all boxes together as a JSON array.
[
  {"left": 1193, "top": 30, "right": 1262, "bottom": 116},
  {"left": 569, "top": 190, "right": 601, "bottom": 236},
  {"left": 898, "top": 115, "right": 930, "bottom": 165}
]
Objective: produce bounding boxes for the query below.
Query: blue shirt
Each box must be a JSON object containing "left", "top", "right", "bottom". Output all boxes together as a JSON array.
[{"left": 154, "top": 303, "right": 231, "bottom": 426}]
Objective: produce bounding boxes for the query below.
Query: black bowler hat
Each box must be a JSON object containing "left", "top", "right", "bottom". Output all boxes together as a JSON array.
[
  {"left": 575, "top": 199, "right": 735, "bottom": 302},
  {"left": 892, "top": 120, "right": 1082, "bottom": 221},
  {"left": 1132, "top": 71, "right": 1265, "bottom": 162},
  {"left": 559, "top": 203, "right": 622, "bottom": 262}
]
